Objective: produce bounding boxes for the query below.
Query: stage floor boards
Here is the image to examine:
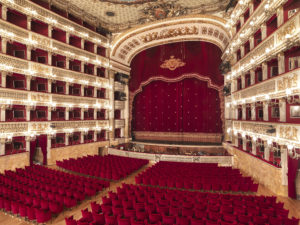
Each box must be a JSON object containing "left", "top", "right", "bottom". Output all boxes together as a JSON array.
[{"left": 0, "top": 163, "right": 299, "bottom": 225}]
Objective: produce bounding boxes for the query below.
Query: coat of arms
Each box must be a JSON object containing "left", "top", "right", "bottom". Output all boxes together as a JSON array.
[{"left": 160, "top": 55, "right": 186, "bottom": 71}]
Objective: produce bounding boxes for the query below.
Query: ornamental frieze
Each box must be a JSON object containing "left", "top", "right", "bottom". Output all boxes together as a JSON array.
[
  {"left": 0, "top": 88, "right": 28, "bottom": 101},
  {"left": 29, "top": 123, "right": 50, "bottom": 132},
  {"left": 30, "top": 93, "right": 50, "bottom": 102},
  {"left": 240, "top": 80, "right": 276, "bottom": 99},
  {"left": 233, "top": 121, "right": 241, "bottom": 130},
  {"left": 0, "top": 123, "right": 28, "bottom": 134},
  {"left": 277, "top": 73, "right": 298, "bottom": 91},
  {"left": 241, "top": 123, "right": 276, "bottom": 137},
  {"left": 97, "top": 120, "right": 109, "bottom": 127},
  {"left": 277, "top": 20, "right": 296, "bottom": 42},
  {"left": 52, "top": 121, "right": 97, "bottom": 130},
  {"left": 140, "top": 26, "right": 199, "bottom": 43},
  {"left": 0, "top": 54, "right": 28, "bottom": 71},
  {"left": 279, "top": 126, "right": 298, "bottom": 141}
]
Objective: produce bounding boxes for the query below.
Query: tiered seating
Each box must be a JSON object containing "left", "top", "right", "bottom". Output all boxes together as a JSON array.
[
  {"left": 0, "top": 165, "right": 109, "bottom": 223},
  {"left": 65, "top": 184, "right": 299, "bottom": 225},
  {"left": 57, "top": 155, "right": 149, "bottom": 180},
  {"left": 135, "top": 161, "right": 258, "bottom": 193}
]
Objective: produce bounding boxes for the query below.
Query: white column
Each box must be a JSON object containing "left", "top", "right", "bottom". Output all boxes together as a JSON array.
[
  {"left": 93, "top": 131, "right": 97, "bottom": 142},
  {"left": 48, "top": 108, "right": 51, "bottom": 121},
  {"left": 250, "top": 70, "right": 255, "bottom": 85},
  {"left": 124, "top": 84, "right": 129, "bottom": 140},
  {"left": 242, "top": 137, "right": 247, "bottom": 150},
  {"left": 48, "top": 52, "right": 52, "bottom": 65},
  {"left": 65, "top": 82, "right": 70, "bottom": 95},
  {"left": 279, "top": 99, "right": 286, "bottom": 122},
  {"left": 27, "top": 47, "right": 32, "bottom": 61},
  {"left": 81, "top": 85, "right": 84, "bottom": 97},
  {"left": 264, "top": 141, "right": 270, "bottom": 161},
  {"left": 240, "top": 46, "right": 245, "bottom": 58},
  {"left": 1, "top": 38, "right": 7, "bottom": 54},
  {"left": 65, "top": 133, "right": 69, "bottom": 146},
  {"left": 47, "top": 135, "right": 52, "bottom": 162},
  {"left": 81, "top": 39, "right": 85, "bottom": 49},
  {"left": 0, "top": 138, "right": 6, "bottom": 155},
  {"left": 261, "top": 23, "right": 267, "bottom": 40},
  {"left": 232, "top": 79, "right": 237, "bottom": 92},
  {"left": 249, "top": 2, "right": 254, "bottom": 14},
  {"left": 234, "top": 135, "right": 239, "bottom": 147},
  {"left": 242, "top": 105, "right": 246, "bottom": 120},
  {"left": 1, "top": 105, "right": 6, "bottom": 122},
  {"left": 251, "top": 103, "right": 256, "bottom": 120},
  {"left": 241, "top": 74, "right": 245, "bottom": 89},
  {"left": 240, "top": 16, "right": 244, "bottom": 26},
  {"left": 80, "top": 108, "right": 84, "bottom": 120},
  {"left": 1, "top": 71, "right": 7, "bottom": 87},
  {"left": 80, "top": 132, "right": 84, "bottom": 144},
  {"left": 25, "top": 136, "right": 31, "bottom": 152},
  {"left": 81, "top": 62, "right": 84, "bottom": 73},
  {"left": 26, "top": 76, "right": 32, "bottom": 91},
  {"left": 252, "top": 140, "right": 257, "bottom": 155},
  {"left": 281, "top": 146, "right": 288, "bottom": 185},
  {"left": 65, "top": 108, "right": 70, "bottom": 120},
  {"left": 249, "top": 36, "right": 254, "bottom": 50},
  {"left": 47, "top": 79, "right": 52, "bottom": 93},
  {"left": 66, "top": 57, "right": 70, "bottom": 70},
  {"left": 94, "top": 87, "right": 97, "bottom": 98},
  {"left": 66, "top": 33, "right": 70, "bottom": 44},
  {"left": 94, "top": 45, "right": 98, "bottom": 54},
  {"left": 232, "top": 106, "right": 238, "bottom": 120},
  {"left": 1, "top": 5, "right": 7, "bottom": 20},
  {"left": 277, "top": 6, "right": 284, "bottom": 27},
  {"left": 109, "top": 71, "right": 115, "bottom": 141},
  {"left": 48, "top": 25, "right": 52, "bottom": 38},
  {"left": 26, "top": 106, "right": 31, "bottom": 121},
  {"left": 263, "top": 101, "right": 269, "bottom": 121},
  {"left": 278, "top": 53, "right": 285, "bottom": 75},
  {"left": 27, "top": 17, "right": 32, "bottom": 30},
  {"left": 262, "top": 62, "right": 268, "bottom": 80},
  {"left": 94, "top": 109, "right": 97, "bottom": 120}
]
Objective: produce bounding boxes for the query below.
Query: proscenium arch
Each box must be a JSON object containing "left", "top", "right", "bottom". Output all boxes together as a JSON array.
[{"left": 110, "top": 14, "right": 230, "bottom": 66}]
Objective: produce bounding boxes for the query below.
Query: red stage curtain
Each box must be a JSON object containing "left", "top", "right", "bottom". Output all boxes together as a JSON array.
[
  {"left": 130, "top": 41, "right": 223, "bottom": 93},
  {"left": 288, "top": 154, "right": 300, "bottom": 198},
  {"left": 132, "top": 78, "right": 222, "bottom": 133}
]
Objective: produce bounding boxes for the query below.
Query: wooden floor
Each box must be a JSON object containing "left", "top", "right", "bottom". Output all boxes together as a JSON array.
[{"left": 0, "top": 163, "right": 299, "bottom": 225}]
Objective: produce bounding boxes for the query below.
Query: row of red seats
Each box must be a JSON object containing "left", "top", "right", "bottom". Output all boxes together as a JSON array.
[
  {"left": 57, "top": 154, "right": 149, "bottom": 180},
  {"left": 135, "top": 161, "right": 257, "bottom": 192},
  {"left": 65, "top": 184, "right": 299, "bottom": 225},
  {"left": 0, "top": 165, "right": 109, "bottom": 223}
]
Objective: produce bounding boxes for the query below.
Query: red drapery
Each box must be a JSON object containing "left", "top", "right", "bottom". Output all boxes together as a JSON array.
[
  {"left": 130, "top": 41, "right": 223, "bottom": 93},
  {"left": 288, "top": 154, "right": 300, "bottom": 198},
  {"left": 132, "top": 78, "right": 222, "bottom": 133},
  {"left": 130, "top": 41, "right": 223, "bottom": 135}
]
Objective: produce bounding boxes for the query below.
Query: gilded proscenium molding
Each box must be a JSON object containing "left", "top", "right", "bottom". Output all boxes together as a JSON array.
[
  {"left": 0, "top": 120, "right": 109, "bottom": 137},
  {"left": 222, "top": 0, "right": 288, "bottom": 60},
  {"left": 128, "top": 73, "right": 225, "bottom": 139},
  {"left": 0, "top": 0, "right": 108, "bottom": 45},
  {"left": 0, "top": 19, "right": 111, "bottom": 71},
  {"left": 0, "top": 53, "right": 109, "bottom": 89},
  {"left": 110, "top": 15, "right": 230, "bottom": 66},
  {"left": 0, "top": 87, "right": 109, "bottom": 108},
  {"left": 232, "top": 121, "right": 300, "bottom": 148},
  {"left": 231, "top": 68, "right": 300, "bottom": 104},
  {"left": 226, "top": 11, "right": 300, "bottom": 80}
]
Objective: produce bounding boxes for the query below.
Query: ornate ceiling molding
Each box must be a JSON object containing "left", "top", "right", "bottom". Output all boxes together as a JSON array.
[{"left": 110, "top": 15, "right": 230, "bottom": 66}]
